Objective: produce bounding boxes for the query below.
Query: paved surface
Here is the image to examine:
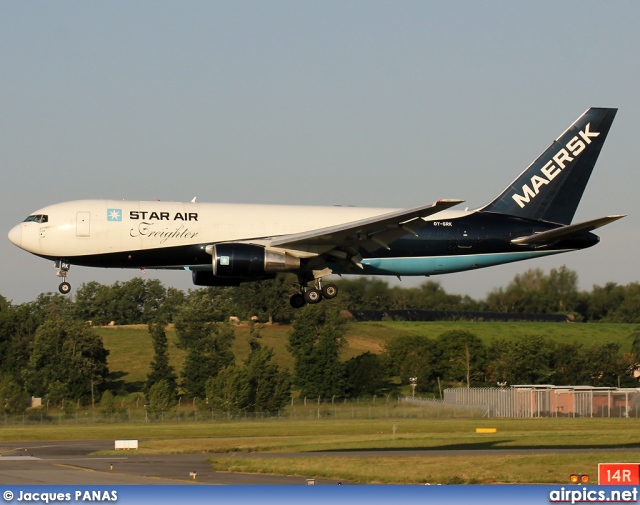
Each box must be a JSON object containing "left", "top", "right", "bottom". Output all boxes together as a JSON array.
[
  {"left": 2, "top": 440, "right": 637, "bottom": 485},
  {"left": 0, "top": 441, "right": 335, "bottom": 485}
]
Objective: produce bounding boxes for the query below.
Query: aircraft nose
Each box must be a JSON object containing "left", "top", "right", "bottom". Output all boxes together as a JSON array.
[{"left": 8, "top": 224, "right": 22, "bottom": 248}]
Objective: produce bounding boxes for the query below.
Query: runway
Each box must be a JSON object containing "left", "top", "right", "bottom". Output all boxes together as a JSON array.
[
  {"left": 1, "top": 440, "right": 637, "bottom": 485},
  {"left": 0, "top": 440, "right": 333, "bottom": 485}
]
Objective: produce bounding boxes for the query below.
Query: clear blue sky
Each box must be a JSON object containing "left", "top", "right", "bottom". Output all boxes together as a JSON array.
[{"left": 2, "top": 1, "right": 638, "bottom": 303}]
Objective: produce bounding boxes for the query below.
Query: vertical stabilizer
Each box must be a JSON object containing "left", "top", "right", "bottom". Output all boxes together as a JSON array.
[{"left": 482, "top": 108, "right": 617, "bottom": 224}]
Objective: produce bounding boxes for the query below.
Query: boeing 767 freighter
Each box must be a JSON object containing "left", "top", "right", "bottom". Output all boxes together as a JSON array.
[{"left": 8, "top": 108, "right": 624, "bottom": 308}]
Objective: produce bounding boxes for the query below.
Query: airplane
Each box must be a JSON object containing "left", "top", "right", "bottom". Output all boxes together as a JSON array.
[{"left": 8, "top": 107, "right": 625, "bottom": 309}]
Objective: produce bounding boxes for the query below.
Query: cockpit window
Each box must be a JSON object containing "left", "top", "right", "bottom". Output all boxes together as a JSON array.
[{"left": 23, "top": 214, "right": 48, "bottom": 223}]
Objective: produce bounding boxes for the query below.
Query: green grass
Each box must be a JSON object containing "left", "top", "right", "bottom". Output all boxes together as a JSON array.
[
  {"left": 208, "top": 452, "right": 640, "bottom": 484},
  {"left": 3, "top": 417, "right": 638, "bottom": 484},
  {"left": 353, "top": 321, "right": 638, "bottom": 351},
  {"left": 98, "top": 324, "right": 294, "bottom": 388},
  {"left": 97, "top": 321, "right": 638, "bottom": 392},
  {"left": 4, "top": 417, "right": 637, "bottom": 448},
  {"left": 90, "top": 319, "right": 640, "bottom": 484}
]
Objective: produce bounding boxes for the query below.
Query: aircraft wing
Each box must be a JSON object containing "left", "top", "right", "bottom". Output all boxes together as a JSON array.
[
  {"left": 268, "top": 199, "right": 463, "bottom": 254},
  {"left": 511, "top": 215, "right": 626, "bottom": 246}
]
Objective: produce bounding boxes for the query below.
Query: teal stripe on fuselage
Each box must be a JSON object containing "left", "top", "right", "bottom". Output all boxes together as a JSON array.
[{"left": 358, "top": 250, "right": 571, "bottom": 276}]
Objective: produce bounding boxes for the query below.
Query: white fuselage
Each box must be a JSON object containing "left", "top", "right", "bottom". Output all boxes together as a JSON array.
[
  {"left": 9, "top": 199, "right": 577, "bottom": 283},
  {"left": 8, "top": 199, "right": 465, "bottom": 263}
]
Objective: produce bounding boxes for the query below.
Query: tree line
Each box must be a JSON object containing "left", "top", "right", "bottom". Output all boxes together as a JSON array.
[
  {"left": 144, "top": 300, "right": 640, "bottom": 411},
  {"left": 385, "top": 329, "right": 640, "bottom": 394},
  {"left": 70, "top": 267, "right": 640, "bottom": 325},
  {"left": 1, "top": 266, "right": 639, "bottom": 415}
]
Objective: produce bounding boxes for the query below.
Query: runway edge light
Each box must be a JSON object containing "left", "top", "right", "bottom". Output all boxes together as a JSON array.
[{"left": 570, "top": 474, "right": 589, "bottom": 484}]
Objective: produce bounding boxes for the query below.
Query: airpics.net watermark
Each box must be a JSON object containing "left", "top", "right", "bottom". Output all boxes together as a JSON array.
[
  {"left": 2, "top": 490, "right": 118, "bottom": 503},
  {"left": 549, "top": 487, "right": 638, "bottom": 504}
]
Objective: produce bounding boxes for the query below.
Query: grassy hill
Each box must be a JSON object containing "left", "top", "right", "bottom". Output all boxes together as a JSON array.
[{"left": 96, "top": 321, "right": 638, "bottom": 393}]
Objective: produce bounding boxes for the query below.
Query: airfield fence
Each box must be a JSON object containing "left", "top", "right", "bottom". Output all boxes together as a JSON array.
[
  {"left": 442, "top": 386, "right": 640, "bottom": 418},
  {"left": 349, "top": 309, "right": 568, "bottom": 322},
  {"left": 2, "top": 396, "right": 486, "bottom": 426}
]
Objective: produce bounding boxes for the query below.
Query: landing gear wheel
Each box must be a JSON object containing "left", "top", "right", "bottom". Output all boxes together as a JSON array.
[
  {"left": 289, "top": 293, "right": 306, "bottom": 309},
  {"left": 54, "top": 260, "right": 71, "bottom": 295},
  {"left": 304, "top": 288, "right": 323, "bottom": 304},
  {"left": 321, "top": 283, "right": 338, "bottom": 299}
]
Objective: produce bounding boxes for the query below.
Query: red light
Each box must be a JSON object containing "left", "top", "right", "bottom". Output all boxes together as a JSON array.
[{"left": 570, "top": 474, "right": 589, "bottom": 484}]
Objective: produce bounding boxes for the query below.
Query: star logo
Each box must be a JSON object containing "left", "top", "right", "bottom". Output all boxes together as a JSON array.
[{"left": 107, "top": 209, "right": 122, "bottom": 222}]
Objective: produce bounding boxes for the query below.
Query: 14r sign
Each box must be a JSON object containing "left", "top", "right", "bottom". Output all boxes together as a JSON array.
[{"left": 598, "top": 463, "right": 640, "bottom": 485}]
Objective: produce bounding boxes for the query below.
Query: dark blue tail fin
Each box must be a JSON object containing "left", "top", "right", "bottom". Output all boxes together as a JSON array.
[{"left": 482, "top": 108, "right": 617, "bottom": 224}]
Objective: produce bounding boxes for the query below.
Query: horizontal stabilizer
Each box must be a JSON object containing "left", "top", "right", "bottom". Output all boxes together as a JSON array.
[{"left": 511, "top": 215, "right": 625, "bottom": 246}]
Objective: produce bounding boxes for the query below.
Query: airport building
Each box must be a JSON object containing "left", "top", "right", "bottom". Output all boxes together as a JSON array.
[{"left": 441, "top": 385, "right": 640, "bottom": 418}]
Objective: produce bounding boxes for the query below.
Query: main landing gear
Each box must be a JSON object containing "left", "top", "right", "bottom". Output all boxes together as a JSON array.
[
  {"left": 55, "top": 259, "right": 71, "bottom": 294},
  {"left": 289, "top": 277, "right": 338, "bottom": 309}
]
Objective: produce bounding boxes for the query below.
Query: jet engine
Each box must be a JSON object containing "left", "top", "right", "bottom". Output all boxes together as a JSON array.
[{"left": 206, "top": 243, "right": 300, "bottom": 278}]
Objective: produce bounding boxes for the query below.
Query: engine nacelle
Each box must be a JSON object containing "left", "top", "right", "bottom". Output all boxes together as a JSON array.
[{"left": 206, "top": 243, "right": 300, "bottom": 278}]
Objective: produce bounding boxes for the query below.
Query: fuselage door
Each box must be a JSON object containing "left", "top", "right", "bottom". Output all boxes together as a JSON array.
[
  {"left": 449, "top": 222, "right": 487, "bottom": 253},
  {"left": 77, "top": 211, "right": 91, "bottom": 237},
  {"left": 457, "top": 223, "right": 474, "bottom": 250}
]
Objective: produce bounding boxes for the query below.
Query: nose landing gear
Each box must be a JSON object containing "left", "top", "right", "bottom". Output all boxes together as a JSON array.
[{"left": 55, "top": 259, "right": 71, "bottom": 295}]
